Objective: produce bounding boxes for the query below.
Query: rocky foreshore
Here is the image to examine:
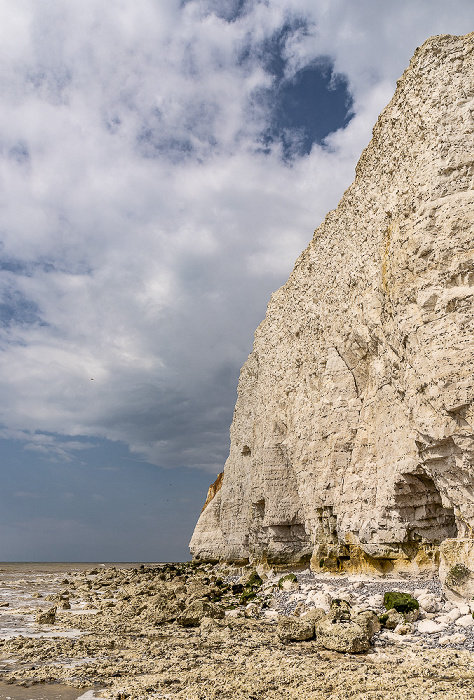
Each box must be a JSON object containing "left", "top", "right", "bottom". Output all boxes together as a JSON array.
[{"left": 1, "top": 563, "right": 474, "bottom": 699}]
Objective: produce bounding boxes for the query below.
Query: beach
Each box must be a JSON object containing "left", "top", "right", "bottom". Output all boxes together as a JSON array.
[{"left": 0, "top": 562, "right": 474, "bottom": 699}]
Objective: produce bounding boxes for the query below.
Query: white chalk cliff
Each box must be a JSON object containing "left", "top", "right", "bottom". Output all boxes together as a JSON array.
[{"left": 190, "top": 33, "right": 474, "bottom": 574}]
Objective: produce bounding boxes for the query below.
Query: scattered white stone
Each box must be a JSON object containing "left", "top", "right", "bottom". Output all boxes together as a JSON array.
[
  {"left": 414, "top": 588, "right": 429, "bottom": 598},
  {"left": 435, "top": 614, "right": 452, "bottom": 625},
  {"left": 446, "top": 608, "right": 462, "bottom": 622},
  {"left": 350, "top": 605, "right": 365, "bottom": 615},
  {"left": 337, "top": 587, "right": 350, "bottom": 597},
  {"left": 366, "top": 594, "right": 384, "bottom": 609},
  {"left": 310, "top": 591, "right": 332, "bottom": 611},
  {"left": 417, "top": 620, "right": 446, "bottom": 634},
  {"left": 288, "top": 593, "right": 306, "bottom": 602},
  {"left": 458, "top": 604, "right": 471, "bottom": 616},
  {"left": 417, "top": 593, "right": 442, "bottom": 613},
  {"left": 262, "top": 610, "right": 279, "bottom": 621},
  {"left": 439, "top": 633, "right": 467, "bottom": 646},
  {"left": 455, "top": 615, "right": 474, "bottom": 628}
]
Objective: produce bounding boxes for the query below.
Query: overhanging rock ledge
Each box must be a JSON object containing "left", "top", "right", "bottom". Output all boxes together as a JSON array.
[{"left": 190, "top": 33, "right": 474, "bottom": 577}]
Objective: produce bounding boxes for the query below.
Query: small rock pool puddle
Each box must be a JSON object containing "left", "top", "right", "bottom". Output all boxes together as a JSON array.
[{"left": 0, "top": 683, "right": 100, "bottom": 699}]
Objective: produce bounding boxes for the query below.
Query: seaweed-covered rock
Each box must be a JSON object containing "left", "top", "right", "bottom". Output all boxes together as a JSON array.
[
  {"left": 379, "top": 609, "right": 404, "bottom": 629},
  {"left": 383, "top": 592, "right": 419, "bottom": 614},
  {"left": 446, "top": 564, "right": 471, "bottom": 587},
  {"left": 241, "top": 571, "right": 263, "bottom": 589},
  {"left": 239, "top": 589, "right": 257, "bottom": 605}
]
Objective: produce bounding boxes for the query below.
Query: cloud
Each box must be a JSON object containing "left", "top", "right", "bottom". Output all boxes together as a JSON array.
[{"left": 0, "top": 1, "right": 473, "bottom": 473}]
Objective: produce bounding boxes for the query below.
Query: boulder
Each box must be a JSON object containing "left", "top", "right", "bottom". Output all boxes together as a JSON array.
[
  {"left": 379, "top": 609, "right": 404, "bottom": 629},
  {"left": 417, "top": 593, "right": 442, "bottom": 613},
  {"left": 301, "top": 608, "right": 326, "bottom": 624},
  {"left": 35, "top": 607, "right": 56, "bottom": 624},
  {"left": 439, "top": 540, "right": 474, "bottom": 601},
  {"left": 352, "top": 610, "right": 381, "bottom": 638},
  {"left": 199, "top": 616, "right": 231, "bottom": 641},
  {"left": 329, "top": 599, "right": 351, "bottom": 621},
  {"left": 309, "top": 591, "right": 332, "bottom": 611},
  {"left": 315, "top": 616, "right": 370, "bottom": 653},
  {"left": 276, "top": 616, "right": 315, "bottom": 643},
  {"left": 244, "top": 602, "right": 260, "bottom": 619},
  {"left": 177, "top": 599, "right": 224, "bottom": 627}
]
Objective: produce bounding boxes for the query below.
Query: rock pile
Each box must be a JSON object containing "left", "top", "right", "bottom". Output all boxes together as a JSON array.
[{"left": 2, "top": 563, "right": 474, "bottom": 698}]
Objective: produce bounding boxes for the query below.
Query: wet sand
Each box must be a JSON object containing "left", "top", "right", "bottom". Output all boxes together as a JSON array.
[{"left": 0, "top": 681, "right": 96, "bottom": 700}]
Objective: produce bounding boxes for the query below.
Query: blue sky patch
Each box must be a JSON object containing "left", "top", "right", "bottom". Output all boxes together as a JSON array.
[
  {"left": 0, "top": 287, "right": 43, "bottom": 328},
  {"left": 260, "top": 60, "right": 353, "bottom": 158}
]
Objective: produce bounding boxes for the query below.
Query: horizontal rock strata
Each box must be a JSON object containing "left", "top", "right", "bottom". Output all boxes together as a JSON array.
[{"left": 190, "top": 33, "right": 474, "bottom": 574}]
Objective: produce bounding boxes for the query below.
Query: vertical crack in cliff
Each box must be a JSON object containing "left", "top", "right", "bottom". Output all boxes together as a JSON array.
[{"left": 333, "top": 345, "right": 361, "bottom": 398}]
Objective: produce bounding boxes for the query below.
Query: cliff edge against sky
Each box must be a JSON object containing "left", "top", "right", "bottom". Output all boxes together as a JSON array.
[{"left": 190, "top": 33, "right": 474, "bottom": 577}]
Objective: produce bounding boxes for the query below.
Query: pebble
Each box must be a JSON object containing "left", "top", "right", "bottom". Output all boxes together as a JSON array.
[
  {"left": 439, "top": 633, "right": 467, "bottom": 645},
  {"left": 446, "top": 608, "right": 462, "bottom": 621},
  {"left": 417, "top": 620, "right": 446, "bottom": 634},
  {"left": 268, "top": 570, "right": 474, "bottom": 652},
  {"left": 456, "top": 615, "right": 474, "bottom": 628}
]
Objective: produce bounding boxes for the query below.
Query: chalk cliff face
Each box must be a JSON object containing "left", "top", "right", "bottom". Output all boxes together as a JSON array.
[{"left": 190, "top": 33, "right": 474, "bottom": 573}]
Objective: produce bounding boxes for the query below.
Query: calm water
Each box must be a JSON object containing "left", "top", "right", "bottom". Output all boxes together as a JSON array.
[{"left": 0, "top": 683, "right": 97, "bottom": 700}]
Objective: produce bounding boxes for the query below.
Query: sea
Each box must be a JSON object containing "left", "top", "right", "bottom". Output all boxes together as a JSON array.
[{"left": 0, "top": 562, "right": 163, "bottom": 700}]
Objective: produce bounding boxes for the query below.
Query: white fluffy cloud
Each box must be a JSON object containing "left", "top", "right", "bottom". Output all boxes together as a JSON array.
[{"left": 0, "top": 0, "right": 473, "bottom": 471}]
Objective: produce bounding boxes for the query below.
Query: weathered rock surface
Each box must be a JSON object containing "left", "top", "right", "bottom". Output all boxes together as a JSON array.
[
  {"left": 190, "top": 33, "right": 474, "bottom": 574},
  {"left": 315, "top": 617, "right": 371, "bottom": 653},
  {"left": 440, "top": 539, "right": 474, "bottom": 600},
  {"left": 4, "top": 563, "right": 474, "bottom": 698},
  {"left": 35, "top": 606, "right": 56, "bottom": 624},
  {"left": 177, "top": 598, "right": 225, "bottom": 626}
]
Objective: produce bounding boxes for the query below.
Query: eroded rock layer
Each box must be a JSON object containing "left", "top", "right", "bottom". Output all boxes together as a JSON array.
[{"left": 190, "top": 33, "right": 474, "bottom": 573}]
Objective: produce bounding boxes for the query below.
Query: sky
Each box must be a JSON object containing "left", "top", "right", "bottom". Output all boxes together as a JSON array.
[{"left": 1, "top": 1, "right": 474, "bottom": 562}]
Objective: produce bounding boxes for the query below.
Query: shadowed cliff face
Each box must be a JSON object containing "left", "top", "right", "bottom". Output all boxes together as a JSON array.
[{"left": 190, "top": 33, "right": 474, "bottom": 574}]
